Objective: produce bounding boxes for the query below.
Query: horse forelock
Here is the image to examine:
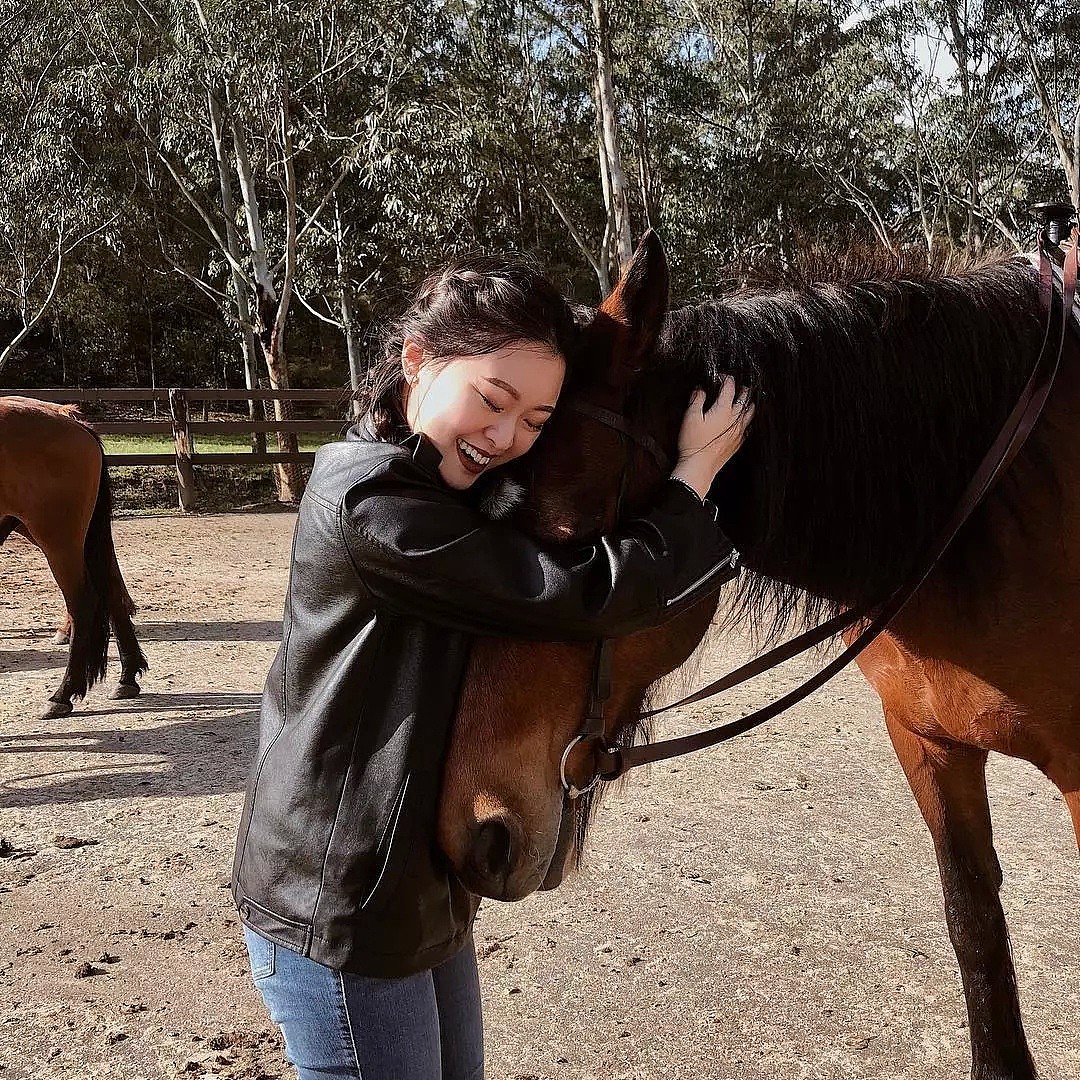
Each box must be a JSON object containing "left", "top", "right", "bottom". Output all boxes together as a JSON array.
[{"left": 646, "top": 250, "right": 1055, "bottom": 640}]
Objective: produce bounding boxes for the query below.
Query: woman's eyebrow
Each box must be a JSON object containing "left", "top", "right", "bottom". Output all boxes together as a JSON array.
[
  {"left": 483, "top": 377, "right": 520, "bottom": 399},
  {"left": 483, "top": 377, "right": 555, "bottom": 412}
]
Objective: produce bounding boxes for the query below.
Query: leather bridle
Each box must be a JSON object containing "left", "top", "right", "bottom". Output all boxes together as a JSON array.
[{"left": 557, "top": 226, "right": 1079, "bottom": 803}]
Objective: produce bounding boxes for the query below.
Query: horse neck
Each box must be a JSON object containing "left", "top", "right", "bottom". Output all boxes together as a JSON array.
[{"left": 655, "top": 258, "right": 1048, "bottom": 632}]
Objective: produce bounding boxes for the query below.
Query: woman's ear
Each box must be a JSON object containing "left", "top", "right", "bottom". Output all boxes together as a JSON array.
[{"left": 401, "top": 338, "right": 424, "bottom": 384}]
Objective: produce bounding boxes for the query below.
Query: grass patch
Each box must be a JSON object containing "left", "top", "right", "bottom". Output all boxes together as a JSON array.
[
  {"left": 94, "top": 413, "right": 347, "bottom": 512},
  {"left": 102, "top": 432, "right": 337, "bottom": 456},
  {"left": 105, "top": 431, "right": 335, "bottom": 512},
  {"left": 110, "top": 462, "right": 313, "bottom": 513}
]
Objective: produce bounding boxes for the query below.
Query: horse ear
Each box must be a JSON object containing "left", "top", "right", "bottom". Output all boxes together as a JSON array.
[{"left": 599, "top": 229, "right": 669, "bottom": 365}]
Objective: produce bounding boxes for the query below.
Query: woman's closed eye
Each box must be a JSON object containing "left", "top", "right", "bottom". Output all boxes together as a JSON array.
[{"left": 478, "top": 387, "right": 545, "bottom": 433}]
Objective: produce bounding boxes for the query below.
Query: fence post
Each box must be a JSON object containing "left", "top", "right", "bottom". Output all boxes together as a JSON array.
[{"left": 169, "top": 387, "right": 198, "bottom": 511}]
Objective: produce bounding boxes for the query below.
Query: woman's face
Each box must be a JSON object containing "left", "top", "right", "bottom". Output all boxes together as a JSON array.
[{"left": 403, "top": 339, "right": 565, "bottom": 490}]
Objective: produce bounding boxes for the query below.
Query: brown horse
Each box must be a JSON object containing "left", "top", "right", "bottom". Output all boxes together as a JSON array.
[
  {"left": 437, "top": 234, "right": 1080, "bottom": 1080},
  {"left": 0, "top": 396, "right": 147, "bottom": 719}
]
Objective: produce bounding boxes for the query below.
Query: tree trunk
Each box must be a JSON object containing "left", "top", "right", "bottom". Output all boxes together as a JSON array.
[
  {"left": 207, "top": 85, "right": 264, "bottom": 452},
  {"left": 635, "top": 105, "right": 657, "bottom": 230},
  {"left": 255, "top": 286, "right": 303, "bottom": 504},
  {"left": 334, "top": 199, "right": 362, "bottom": 414},
  {"left": 341, "top": 290, "right": 361, "bottom": 401},
  {"left": 230, "top": 87, "right": 302, "bottom": 502},
  {"left": 591, "top": 0, "right": 633, "bottom": 275},
  {"left": 1015, "top": 13, "right": 1080, "bottom": 214}
]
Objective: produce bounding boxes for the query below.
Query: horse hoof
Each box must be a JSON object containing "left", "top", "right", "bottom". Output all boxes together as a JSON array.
[
  {"left": 40, "top": 700, "right": 74, "bottom": 720},
  {"left": 110, "top": 683, "right": 142, "bottom": 700},
  {"left": 52, "top": 631, "right": 71, "bottom": 646}
]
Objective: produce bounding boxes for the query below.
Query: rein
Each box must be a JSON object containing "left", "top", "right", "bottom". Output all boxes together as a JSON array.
[{"left": 563, "top": 230, "right": 1078, "bottom": 793}]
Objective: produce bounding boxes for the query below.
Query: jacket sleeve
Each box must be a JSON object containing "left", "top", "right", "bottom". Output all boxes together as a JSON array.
[{"left": 339, "top": 452, "right": 739, "bottom": 642}]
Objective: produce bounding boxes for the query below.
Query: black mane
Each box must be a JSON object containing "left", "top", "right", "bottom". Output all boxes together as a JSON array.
[{"left": 647, "top": 250, "right": 1057, "bottom": 638}]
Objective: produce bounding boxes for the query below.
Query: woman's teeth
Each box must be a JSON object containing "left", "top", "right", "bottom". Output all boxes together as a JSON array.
[{"left": 457, "top": 439, "right": 492, "bottom": 466}]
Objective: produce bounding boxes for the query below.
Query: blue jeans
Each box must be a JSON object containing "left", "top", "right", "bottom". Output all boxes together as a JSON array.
[{"left": 243, "top": 927, "right": 484, "bottom": 1080}]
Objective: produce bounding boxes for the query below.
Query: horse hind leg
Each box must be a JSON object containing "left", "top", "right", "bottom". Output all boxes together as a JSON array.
[
  {"left": 85, "top": 461, "right": 147, "bottom": 699},
  {"left": 1042, "top": 760, "right": 1080, "bottom": 851},
  {"left": 37, "top": 533, "right": 110, "bottom": 721},
  {"left": 0, "top": 515, "right": 19, "bottom": 546},
  {"left": 108, "top": 557, "right": 147, "bottom": 699},
  {"left": 1064, "top": 793, "right": 1080, "bottom": 855},
  {"left": 0, "top": 518, "right": 72, "bottom": 643},
  {"left": 53, "top": 610, "right": 72, "bottom": 646},
  {"left": 885, "top": 712, "right": 1038, "bottom": 1080}
]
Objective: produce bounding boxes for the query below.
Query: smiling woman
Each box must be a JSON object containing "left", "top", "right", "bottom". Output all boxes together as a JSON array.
[
  {"left": 403, "top": 343, "right": 563, "bottom": 489},
  {"left": 230, "top": 251, "right": 752, "bottom": 1080}
]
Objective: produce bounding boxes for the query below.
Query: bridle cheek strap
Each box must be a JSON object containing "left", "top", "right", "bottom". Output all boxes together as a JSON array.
[
  {"left": 559, "top": 637, "right": 615, "bottom": 799},
  {"left": 565, "top": 399, "right": 669, "bottom": 469}
]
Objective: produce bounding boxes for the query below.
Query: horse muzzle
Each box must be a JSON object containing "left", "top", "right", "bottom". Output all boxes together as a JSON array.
[{"left": 455, "top": 811, "right": 548, "bottom": 901}]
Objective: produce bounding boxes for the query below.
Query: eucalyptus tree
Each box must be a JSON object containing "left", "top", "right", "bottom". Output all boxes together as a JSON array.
[
  {"left": 81, "top": 0, "right": 426, "bottom": 499},
  {"left": 1011, "top": 0, "right": 1080, "bottom": 212},
  {"left": 606, "top": 0, "right": 876, "bottom": 285},
  {"left": 0, "top": 2, "right": 126, "bottom": 377},
  {"left": 851, "top": 0, "right": 1057, "bottom": 255}
]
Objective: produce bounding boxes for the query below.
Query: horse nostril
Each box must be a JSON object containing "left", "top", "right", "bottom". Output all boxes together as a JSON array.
[{"left": 470, "top": 818, "right": 515, "bottom": 884}]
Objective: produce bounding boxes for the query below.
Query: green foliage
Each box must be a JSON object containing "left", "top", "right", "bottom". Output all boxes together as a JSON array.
[{"left": 0, "top": 0, "right": 1074, "bottom": 390}]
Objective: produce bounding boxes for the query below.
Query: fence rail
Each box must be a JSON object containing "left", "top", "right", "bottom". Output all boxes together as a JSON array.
[
  {"left": 12, "top": 387, "right": 359, "bottom": 510},
  {"left": 22, "top": 387, "right": 352, "bottom": 403}
]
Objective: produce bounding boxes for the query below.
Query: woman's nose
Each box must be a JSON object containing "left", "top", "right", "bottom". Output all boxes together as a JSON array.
[{"left": 485, "top": 418, "right": 516, "bottom": 452}]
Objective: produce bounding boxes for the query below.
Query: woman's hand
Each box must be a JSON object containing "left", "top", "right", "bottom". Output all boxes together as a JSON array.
[{"left": 671, "top": 378, "right": 754, "bottom": 500}]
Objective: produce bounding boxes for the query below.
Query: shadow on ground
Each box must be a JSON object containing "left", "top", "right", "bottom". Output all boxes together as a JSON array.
[
  {"left": 0, "top": 647, "right": 69, "bottom": 674},
  {"left": 134, "top": 621, "right": 282, "bottom": 642},
  {"left": 0, "top": 693, "right": 261, "bottom": 808}
]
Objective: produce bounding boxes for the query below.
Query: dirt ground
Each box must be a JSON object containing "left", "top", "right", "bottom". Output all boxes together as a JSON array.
[{"left": 1, "top": 512, "right": 1076, "bottom": 1080}]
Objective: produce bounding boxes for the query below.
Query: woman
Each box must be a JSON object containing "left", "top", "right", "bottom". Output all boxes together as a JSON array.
[{"left": 233, "top": 255, "right": 753, "bottom": 1079}]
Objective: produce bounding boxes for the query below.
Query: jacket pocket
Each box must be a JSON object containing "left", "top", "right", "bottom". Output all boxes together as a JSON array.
[{"left": 360, "top": 772, "right": 414, "bottom": 915}]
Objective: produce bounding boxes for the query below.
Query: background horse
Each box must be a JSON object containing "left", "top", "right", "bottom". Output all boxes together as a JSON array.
[
  {"left": 437, "top": 234, "right": 1079, "bottom": 1080},
  {"left": 0, "top": 396, "right": 147, "bottom": 719}
]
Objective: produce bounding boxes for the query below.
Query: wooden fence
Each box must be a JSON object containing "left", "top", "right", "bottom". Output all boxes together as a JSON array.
[{"left": 16, "top": 387, "right": 357, "bottom": 510}]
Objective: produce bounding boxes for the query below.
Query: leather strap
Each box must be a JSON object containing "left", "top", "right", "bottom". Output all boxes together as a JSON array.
[
  {"left": 596, "top": 233, "right": 1078, "bottom": 781},
  {"left": 566, "top": 399, "right": 669, "bottom": 468}
]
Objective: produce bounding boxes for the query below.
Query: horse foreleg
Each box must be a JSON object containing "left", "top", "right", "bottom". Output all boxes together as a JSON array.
[{"left": 884, "top": 713, "right": 1037, "bottom": 1080}]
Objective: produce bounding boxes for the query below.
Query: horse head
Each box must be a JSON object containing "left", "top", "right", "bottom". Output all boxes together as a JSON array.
[{"left": 436, "top": 233, "right": 726, "bottom": 900}]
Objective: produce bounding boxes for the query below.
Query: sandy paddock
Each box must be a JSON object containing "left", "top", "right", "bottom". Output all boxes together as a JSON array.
[{"left": 0, "top": 512, "right": 1076, "bottom": 1079}]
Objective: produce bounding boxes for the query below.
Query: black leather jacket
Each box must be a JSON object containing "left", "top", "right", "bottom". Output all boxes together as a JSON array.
[{"left": 232, "top": 428, "right": 738, "bottom": 977}]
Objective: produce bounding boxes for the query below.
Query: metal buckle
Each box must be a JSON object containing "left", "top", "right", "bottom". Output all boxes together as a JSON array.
[{"left": 559, "top": 735, "right": 604, "bottom": 799}]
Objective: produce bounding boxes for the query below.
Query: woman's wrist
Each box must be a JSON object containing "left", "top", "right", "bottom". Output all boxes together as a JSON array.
[{"left": 670, "top": 459, "right": 717, "bottom": 501}]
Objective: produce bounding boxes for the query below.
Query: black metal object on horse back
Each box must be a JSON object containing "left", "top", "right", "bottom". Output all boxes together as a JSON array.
[
  {"left": 564, "top": 219, "right": 1079, "bottom": 793},
  {"left": 1033, "top": 201, "right": 1077, "bottom": 247}
]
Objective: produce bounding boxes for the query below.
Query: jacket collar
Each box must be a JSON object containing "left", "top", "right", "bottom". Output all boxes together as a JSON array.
[
  {"left": 403, "top": 431, "right": 444, "bottom": 478},
  {"left": 348, "top": 414, "right": 444, "bottom": 480}
]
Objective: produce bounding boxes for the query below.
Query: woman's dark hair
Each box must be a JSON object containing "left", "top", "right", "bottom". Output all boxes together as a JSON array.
[{"left": 361, "top": 253, "right": 579, "bottom": 438}]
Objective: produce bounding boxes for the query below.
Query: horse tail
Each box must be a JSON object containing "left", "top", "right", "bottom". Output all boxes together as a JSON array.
[{"left": 75, "top": 445, "right": 117, "bottom": 693}]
